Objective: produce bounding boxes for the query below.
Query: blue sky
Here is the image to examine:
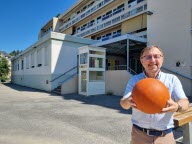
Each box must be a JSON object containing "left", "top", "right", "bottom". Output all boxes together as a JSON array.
[{"left": 0, "top": 0, "right": 77, "bottom": 54}]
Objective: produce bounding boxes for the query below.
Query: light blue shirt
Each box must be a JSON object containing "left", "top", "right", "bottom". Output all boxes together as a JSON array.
[{"left": 123, "top": 71, "right": 187, "bottom": 130}]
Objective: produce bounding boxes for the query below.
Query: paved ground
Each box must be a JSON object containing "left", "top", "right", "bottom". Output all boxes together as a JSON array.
[{"left": 0, "top": 83, "right": 183, "bottom": 144}]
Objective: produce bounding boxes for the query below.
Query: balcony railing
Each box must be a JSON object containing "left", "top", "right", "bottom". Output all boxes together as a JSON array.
[
  {"left": 59, "top": 0, "right": 113, "bottom": 32},
  {"left": 75, "top": 2, "right": 147, "bottom": 38}
]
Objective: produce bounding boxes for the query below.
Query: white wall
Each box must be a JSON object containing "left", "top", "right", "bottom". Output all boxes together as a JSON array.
[
  {"left": 11, "top": 41, "right": 52, "bottom": 91},
  {"left": 147, "top": 0, "right": 192, "bottom": 96},
  {"left": 61, "top": 76, "right": 78, "bottom": 94},
  {"left": 105, "top": 70, "right": 132, "bottom": 96}
]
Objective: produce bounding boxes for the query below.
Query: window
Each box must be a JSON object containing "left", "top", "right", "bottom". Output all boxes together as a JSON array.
[
  {"left": 14, "top": 62, "right": 17, "bottom": 71},
  {"left": 106, "top": 33, "right": 112, "bottom": 37},
  {"left": 137, "top": 0, "right": 144, "bottom": 3},
  {"left": 18, "top": 61, "right": 19, "bottom": 70},
  {"left": 128, "top": 0, "right": 137, "bottom": 8},
  {"left": 89, "top": 71, "right": 104, "bottom": 82},
  {"left": 89, "top": 57, "right": 103, "bottom": 68},
  {"left": 21, "top": 59, "right": 24, "bottom": 70},
  {"left": 37, "top": 49, "right": 42, "bottom": 67},
  {"left": 106, "top": 10, "right": 112, "bottom": 15},
  {"left": 117, "top": 29, "right": 121, "bottom": 33},
  {"left": 31, "top": 52, "right": 35, "bottom": 68},
  {"left": 97, "top": 36, "right": 101, "bottom": 40},
  {"left": 117, "top": 4, "right": 124, "bottom": 9},
  {"left": 97, "top": 16, "right": 102, "bottom": 23},
  {"left": 98, "top": 2, "right": 103, "bottom": 8},
  {"left": 44, "top": 47, "right": 48, "bottom": 66},
  {"left": 26, "top": 55, "right": 29, "bottom": 69},
  {"left": 80, "top": 53, "right": 88, "bottom": 64}
]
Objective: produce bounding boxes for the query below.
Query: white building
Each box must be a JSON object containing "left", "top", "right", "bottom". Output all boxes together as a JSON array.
[{"left": 11, "top": 32, "right": 95, "bottom": 92}]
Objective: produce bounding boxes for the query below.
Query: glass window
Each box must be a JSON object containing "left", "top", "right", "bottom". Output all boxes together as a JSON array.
[
  {"left": 81, "top": 71, "right": 87, "bottom": 92},
  {"left": 26, "top": 55, "right": 29, "bottom": 69},
  {"left": 89, "top": 57, "right": 103, "bottom": 68},
  {"left": 90, "top": 50, "right": 104, "bottom": 55},
  {"left": 128, "top": 0, "right": 137, "bottom": 8},
  {"left": 89, "top": 71, "right": 104, "bottom": 82},
  {"left": 31, "top": 52, "right": 35, "bottom": 68},
  {"left": 97, "top": 36, "right": 101, "bottom": 40},
  {"left": 44, "top": 47, "right": 48, "bottom": 66},
  {"left": 80, "top": 53, "right": 88, "bottom": 64},
  {"left": 21, "top": 59, "right": 24, "bottom": 70},
  {"left": 137, "top": 0, "right": 144, "bottom": 3},
  {"left": 117, "top": 4, "right": 124, "bottom": 9},
  {"left": 37, "top": 49, "right": 42, "bottom": 67}
]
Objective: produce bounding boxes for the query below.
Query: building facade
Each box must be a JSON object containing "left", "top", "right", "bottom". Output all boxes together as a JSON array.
[
  {"left": 11, "top": 32, "right": 95, "bottom": 91},
  {"left": 12, "top": 0, "right": 192, "bottom": 96}
]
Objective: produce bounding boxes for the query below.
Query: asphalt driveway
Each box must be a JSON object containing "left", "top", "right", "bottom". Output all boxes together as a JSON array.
[{"left": 0, "top": 83, "right": 183, "bottom": 144}]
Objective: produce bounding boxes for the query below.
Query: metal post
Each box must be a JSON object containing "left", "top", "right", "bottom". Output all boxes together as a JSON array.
[
  {"left": 127, "top": 39, "right": 129, "bottom": 71},
  {"left": 182, "top": 122, "right": 192, "bottom": 144}
]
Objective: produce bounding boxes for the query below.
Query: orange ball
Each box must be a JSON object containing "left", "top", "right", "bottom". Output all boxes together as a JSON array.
[{"left": 132, "top": 78, "right": 170, "bottom": 114}]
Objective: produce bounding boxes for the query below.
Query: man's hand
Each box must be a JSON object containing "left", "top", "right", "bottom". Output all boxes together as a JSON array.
[
  {"left": 120, "top": 96, "right": 137, "bottom": 110},
  {"left": 162, "top": 99, "right": 178, "bottom": 112},
  {"left": 162, "top": 98, "right": 189, "bottom": 113}
]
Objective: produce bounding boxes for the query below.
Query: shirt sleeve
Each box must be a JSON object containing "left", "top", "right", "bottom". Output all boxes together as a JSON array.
[
  {"left": 172, "top": 76, "right": 187, "bottom": 101},
  {"left": 123, "top": 76, "right": 136, "bottom": 98}
]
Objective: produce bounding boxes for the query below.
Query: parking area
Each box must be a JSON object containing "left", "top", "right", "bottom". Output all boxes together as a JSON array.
[{"left": 0, "top": 83, "right": 182, "bottom": 144}]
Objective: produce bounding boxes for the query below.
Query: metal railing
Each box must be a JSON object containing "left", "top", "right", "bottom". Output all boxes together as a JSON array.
[
  {"left": 162, "top": 66, "right": 192, "bottom": 80},
  {"left": 59, "top": 0, "right": 113, "bottom": 32},
  {"left": 75, "top": 2, "right": 147, "bottom": 38},
  {"left": 50, "top": 66, "right": 77, "bottom": 82},
  {"left": 106, "top": 65, "right": 137, "bottom": 75}
]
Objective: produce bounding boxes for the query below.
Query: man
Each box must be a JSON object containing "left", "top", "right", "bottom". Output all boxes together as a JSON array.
[{"left": 120, "top": 46, "right": 189, "bottom": 144}]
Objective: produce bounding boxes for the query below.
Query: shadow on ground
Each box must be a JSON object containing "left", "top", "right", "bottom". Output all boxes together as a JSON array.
[
  {"left": 3, "top": 83, "right": 49, "bottom": 93},
  {"left": 3, "top": 83, "right": 191, "bottom": 115},
  {"left": 2, "top": 83, "right": 132, "bottom": 115},
  {"left": 61, "top": 93, "right": 132, "bottom": 114}
]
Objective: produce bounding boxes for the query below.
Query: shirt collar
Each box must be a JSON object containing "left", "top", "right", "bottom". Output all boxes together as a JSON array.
[{"left": 142, "top": 70, "right": 161, "bottom": 79}]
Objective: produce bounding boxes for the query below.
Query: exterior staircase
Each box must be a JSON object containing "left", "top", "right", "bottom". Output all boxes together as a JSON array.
[
  {"left": 51, "top": 85, "right": 62, "bottom": 94},
  {"left": 51, "top": 66, "right": 77, "bottom": 95}
]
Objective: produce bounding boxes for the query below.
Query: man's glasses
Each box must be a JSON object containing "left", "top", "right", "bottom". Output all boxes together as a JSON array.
[{"left": 141, "top": 54, "right": 163, "bottom": 61}]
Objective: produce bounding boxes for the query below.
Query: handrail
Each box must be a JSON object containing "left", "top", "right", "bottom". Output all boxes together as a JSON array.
[
  {"left": 59, "top": 72, "right": 78, "bottom": 84},
  {"left": 162, "top": 66, "right": 192, "bottom": 80},
  {"left": 50, "top": 66, "right": 77, "bottom": 82},
  {"left": 106, "top": 65, "right": 137, "bottom": 75}
]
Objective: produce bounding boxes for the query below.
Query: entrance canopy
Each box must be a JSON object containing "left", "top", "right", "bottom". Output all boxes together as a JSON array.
[
  {"left": 91, "top": 34, "right": 147, "bottom": 74},
  {"left": 92, "top": 34, "right": 147, "bottom": 56}
]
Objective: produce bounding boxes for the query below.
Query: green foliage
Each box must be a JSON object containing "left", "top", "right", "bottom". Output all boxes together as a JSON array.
[
  {"left": 0, "top": 56, "right": 10, "bottom": 82},
  {"left": 9, "top": 50, "right": 21, "bottom": 56},
  {"left": 55, "top": 13, "right": 60, "bottom": 17},
  {"left": 106, "top": 91, "right": 113, "bottom": 95}
]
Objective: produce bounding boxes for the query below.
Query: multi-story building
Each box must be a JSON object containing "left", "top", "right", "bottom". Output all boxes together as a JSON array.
[{"left": 12, "top": 0, "right": 192, "bottom": 96}]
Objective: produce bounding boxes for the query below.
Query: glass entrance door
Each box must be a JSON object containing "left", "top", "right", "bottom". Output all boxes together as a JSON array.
[{"left": 81, "top": 71, "right": 87, "bottom": 92}]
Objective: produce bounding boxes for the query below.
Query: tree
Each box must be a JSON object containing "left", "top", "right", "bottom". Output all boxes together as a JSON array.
[
  {"left": 9, "top": 50, "right": 22, "bottom": 56},
  {"left": 0, "top": 56, "right": 10, "bottom": 82}
]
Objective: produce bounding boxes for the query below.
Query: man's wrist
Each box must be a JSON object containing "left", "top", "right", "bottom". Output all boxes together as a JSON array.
[{"left": 176, "top": 102, "right": 182, "bottom": 112}]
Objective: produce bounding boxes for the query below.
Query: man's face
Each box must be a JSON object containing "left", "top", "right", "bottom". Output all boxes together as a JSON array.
[{"left": 140, "top": 47, "right": 164, "bottom": 73}]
